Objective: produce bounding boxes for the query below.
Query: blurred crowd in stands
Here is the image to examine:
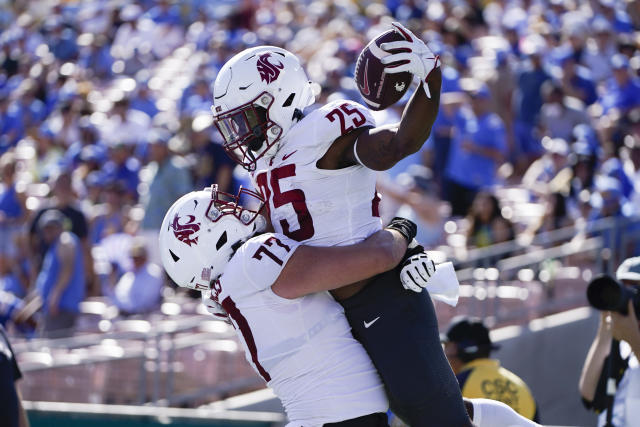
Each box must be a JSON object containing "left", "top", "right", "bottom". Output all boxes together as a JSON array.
[{"left": 0, "top": 0, "right": 639, "bottom": 337}]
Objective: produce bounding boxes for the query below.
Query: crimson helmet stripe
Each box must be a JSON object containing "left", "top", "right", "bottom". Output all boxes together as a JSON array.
[{"left": 221, "top": 296, "right": 271, "bottom": 382}]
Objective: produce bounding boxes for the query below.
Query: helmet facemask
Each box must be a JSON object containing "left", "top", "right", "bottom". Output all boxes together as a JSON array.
[
  {"left": 214, "top": 92, "right": 283, "bottom": 171},
  {"left": 205, "top": 185, "right": 267, "bottom": 231}
]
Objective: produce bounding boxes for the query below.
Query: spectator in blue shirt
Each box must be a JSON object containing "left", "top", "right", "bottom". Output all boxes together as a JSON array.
[
  {"left": 144, "top": 0, "right": 182, "bottom": 26},
  {"left": 601, "top": 157, "right": 634, "bottom": 201},
  {"left": 513, "top": 37, "right": 550, "bottom": 160},
  {"left": 587, "top": 176, "right": 638, "bottom": 263},
  {"left": 103, "top": 142, "right": 141, "bottom": 203},
  {"left": 89, "top": 180, "right": 127, "bottom": 245},
  {"left": 140, "top": 129, "right": 193, "bottom": 265},
  {"left": 15, "top": 81, "right": 47, "bottom": 130},
  {"left": 444, "top": 82, "right": 508, "bottom": 217},
  {"left": 180, "top": 78, "right": 213, "bottom": 119},
  {"left": 0, "top": 153, "right": 26, "bottom": 276},
  {"left": 64, "top": 118, "right": 103, "bottom": 168},
  {"left": 129, "top": 82, "right": 159, "bottom": 119},
  {"left": 77, "top": 34, "right": 113, "bottom": 81},
  {"left": 47, "top": 25, "right": 79, "bottom": 61},
  {"left": 598, "top": 0, "right": 634, "bottom": 34},
  {"left": 190, "top": 116, "right": 236, "bottom": 192},
  {"left": 599, "top": 54, "right": 640, "bottom": 115},
  {"left": 141, "top": 129, "right": 193, "bottom": 230},
  {"left": 556, "top": 51, "right": 597, "bottom": 106},
  {"left": 34, "top": 210, "right": 85, "bottom": 338},
  {"left": 0, "top": 96, "right": 24, "bottom": 148},
  {"left": 428, "top": 66, "right": 462, "bottom": 195}
]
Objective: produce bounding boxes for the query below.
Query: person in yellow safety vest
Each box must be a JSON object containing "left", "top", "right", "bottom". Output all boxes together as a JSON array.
[{"left": 442, "top": 316, "right": 540, "bottom": 422}]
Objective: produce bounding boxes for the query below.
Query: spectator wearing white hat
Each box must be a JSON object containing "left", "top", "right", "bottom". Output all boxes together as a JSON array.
[{"left": 104, "top": 239, "right": 163, "bottom": 315}]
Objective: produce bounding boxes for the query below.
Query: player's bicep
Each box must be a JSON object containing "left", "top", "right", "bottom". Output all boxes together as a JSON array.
[
  {"left": 317, "top": 101, "right": 399, "bottom": 170},
  {"left": 351, "top": 124, "right": 405, "bottom": 171}
]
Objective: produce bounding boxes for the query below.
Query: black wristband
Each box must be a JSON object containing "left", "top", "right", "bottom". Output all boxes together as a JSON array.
[{"left": 386, "top": 217, "right": 417, "bottom": 243}]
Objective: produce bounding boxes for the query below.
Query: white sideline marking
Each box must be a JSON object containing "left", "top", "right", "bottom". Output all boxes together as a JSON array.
[
  {"left": 490, "top": 307, "right": 593, "bottom": 341},
  {"left": 528, "top": 307, "right": 592, "bottom": 332}
]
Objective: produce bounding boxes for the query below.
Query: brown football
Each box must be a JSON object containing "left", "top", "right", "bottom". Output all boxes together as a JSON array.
[{"left": 354, "top": 29, "right": 413, "bottom": 111}]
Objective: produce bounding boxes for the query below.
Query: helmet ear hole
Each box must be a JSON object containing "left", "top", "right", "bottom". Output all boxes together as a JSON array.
[
  {"left": 282, "top": 93, "right": 295, "bottom": 108},
  {"left": 216, "top": 231, "right": 228, "bottom": 250}
]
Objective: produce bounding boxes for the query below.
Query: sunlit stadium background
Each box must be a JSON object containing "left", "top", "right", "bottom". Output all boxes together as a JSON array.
[{"left": 1, "top": 0, "right": 640, "bottom": 426}]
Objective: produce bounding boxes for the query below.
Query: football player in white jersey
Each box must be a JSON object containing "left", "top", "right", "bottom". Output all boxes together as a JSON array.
[
  {"left": 159, "top": 185, "right": 417, "bottom": 426},
  {"left": 211, "top": 22, "right": 543, "bottom": 427}
]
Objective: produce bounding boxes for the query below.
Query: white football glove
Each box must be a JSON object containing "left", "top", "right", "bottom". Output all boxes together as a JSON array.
[
  {"left": 400, "top": 252, "right": 436, "bottom": 293},
  {"left": 380, "top": 22, "right": 441, "bottom": 98},
  {"left": 201, "top": 289, "right": 230, "bottom": 323}
]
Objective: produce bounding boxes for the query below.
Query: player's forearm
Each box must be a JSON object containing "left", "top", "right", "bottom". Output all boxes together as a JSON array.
[
  {"left": 273, "top": 229, "right": 407, "bottom": 299},
  {"left": 354, "top": 68, "right": 442, "bottom": 171},
  {"left": 392, "top": 67, "right": 442, "bottom": 156}
]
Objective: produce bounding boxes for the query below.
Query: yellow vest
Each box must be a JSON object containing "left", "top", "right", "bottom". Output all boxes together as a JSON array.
[{"left": 458, "top": 358, "right": 538, "bottom": 421}]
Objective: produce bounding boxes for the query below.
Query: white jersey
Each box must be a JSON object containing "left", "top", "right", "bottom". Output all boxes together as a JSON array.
[
  {"left": 253, "top": 99, "right": 382, "bottom": 246},
  {"left": 215, "top": 232, "right": 387, "bottom": 425}
]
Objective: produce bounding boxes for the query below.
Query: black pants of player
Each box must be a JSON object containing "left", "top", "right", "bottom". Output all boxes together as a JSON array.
[
  {"left": 339, "top": 248, "right": 472, "bottom": 427},
  {"left": 324, "top": 413, "right": 389, "bottom": 426}
]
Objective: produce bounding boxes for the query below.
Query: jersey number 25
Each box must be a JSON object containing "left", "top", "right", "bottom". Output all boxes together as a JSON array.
[{"left": 256, "top": 164, "right": 315, "bottom": 241}]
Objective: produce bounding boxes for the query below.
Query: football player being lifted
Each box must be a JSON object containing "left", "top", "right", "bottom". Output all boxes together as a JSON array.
[
  {"left": 160, "top": 185, "right": 418, "bottom": 426},
  {"left": 211, "top": 22, "right": 540, "bottom": 427}
]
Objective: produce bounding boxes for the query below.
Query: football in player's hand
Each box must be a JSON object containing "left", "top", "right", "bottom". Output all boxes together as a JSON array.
[{"left": 354, "top": 29, "right": 413, "bottom": 111}]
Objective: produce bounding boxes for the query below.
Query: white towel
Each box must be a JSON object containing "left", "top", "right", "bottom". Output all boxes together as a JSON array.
[{"left": 426, "top": 262, "right": 460, "bottom": 307}]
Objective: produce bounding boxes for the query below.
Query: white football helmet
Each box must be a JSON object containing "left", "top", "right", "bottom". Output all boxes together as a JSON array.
[
  {"left": 159, "top": 185, "right": 266, "bottom": 291},
  {"left": 212, "top": 46, "right": 315, "bottom": 171}
]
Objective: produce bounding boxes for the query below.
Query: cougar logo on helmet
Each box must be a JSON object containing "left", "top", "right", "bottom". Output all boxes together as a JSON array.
[
  {"left": 256, "top": 53, "right": 284, "bottom": 84},
  {"left": 171, "top": 214, "right": 201, "bottom": 246}
]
